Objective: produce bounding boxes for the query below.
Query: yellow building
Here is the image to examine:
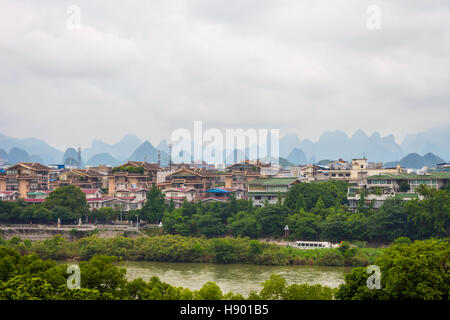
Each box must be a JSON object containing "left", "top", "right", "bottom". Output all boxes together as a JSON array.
[{"left": 0, "top": 163, "right": 51, "bottom": 198}]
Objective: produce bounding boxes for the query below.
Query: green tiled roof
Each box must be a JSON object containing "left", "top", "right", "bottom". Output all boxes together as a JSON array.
[
  {"left": 249, "top": 177, "right": 298, "bottom": 186},
  {"left": 368, "top": 172, "right": 450, "bottom": 180},
  {"left": 393, "top": 193, "right": 419, "bottom": 200}
]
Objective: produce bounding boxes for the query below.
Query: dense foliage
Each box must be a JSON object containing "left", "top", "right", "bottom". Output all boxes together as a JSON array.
[
  {"left": 159, "top": 182, "right": 449, "bottom": 243},
  {"left": 0, "top": 238, "right": 447, "bottom": 300},
  {"left": 335, "top": 239, "right": 449, "bottom": 300},
  {"left": 1, "top": 234, "right": 381, "bottom": 267},
  {"left": 0, "top": 245, "right": 334, "bottom": 300}
]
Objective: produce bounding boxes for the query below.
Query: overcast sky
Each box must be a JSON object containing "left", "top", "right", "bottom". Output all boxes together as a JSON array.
[{"left": 0, "top": 0, "right": 449, "bottom": 150}]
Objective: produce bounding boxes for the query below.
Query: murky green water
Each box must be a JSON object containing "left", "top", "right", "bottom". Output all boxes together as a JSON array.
[{"left": 122, "top": 261, "right": 353, "bottom": 296}]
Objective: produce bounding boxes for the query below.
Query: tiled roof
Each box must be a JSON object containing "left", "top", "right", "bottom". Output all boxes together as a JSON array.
[
  {"left": 249, "top": 177, "right": 299, "bottom": 186},
  {"left": 81, "top": 188, "right": 102, "bottom": 194},
  {"left": 368, "top": 172, "right": 450, "bottom": 180},
  {"left": 165, "top": 187, "right": 197, "bottom": 192}
]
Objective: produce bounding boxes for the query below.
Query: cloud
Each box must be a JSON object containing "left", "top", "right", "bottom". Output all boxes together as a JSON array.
[{"left": 0, "top": 0, "right": 448, "bottom": 149}]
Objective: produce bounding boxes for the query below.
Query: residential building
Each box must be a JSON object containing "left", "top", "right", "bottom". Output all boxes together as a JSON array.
[
  {"left": 223, "top": 160, "right": 271, "bottom": 192},
  {"left": 292, "top": 158, "right": 403, "bottom": 183},
  {"left": 200, "top": 187, "right": 246, "bottom": 201},
  {"left": 158, "top": 168, "right": 217, "bottom": 191},
  {"left": 347, "top": 172, "right": 450, "bottom": 209},
  {"left": 248, "top": 177, "right": 300, "bottom": 207},
  {"left": 53, "top": 168, "right": 106, "bottom": 190},
  {"left": 107, "top": 161, "right": 160, "bottom": 196},
  {"left": 0, "top": 163, "right": 51, "bottom": 198},
  {"left": 0, "top": 190, "right": 20, "bottom": 201}
]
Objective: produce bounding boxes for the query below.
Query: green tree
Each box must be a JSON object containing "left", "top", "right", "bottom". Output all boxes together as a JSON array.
[
  {"left": 399, "top": 181, "right": 410, "bottom": 192},
  {"left": 259, "top": 274, "right": 286, "bottom": 300},
  {"left": 141, "top": 185, "right": 166, "bottom": 223},
  {"left": 79, "top": 255, "right": 127, "bottom": 297},
  {"left": 228, "top": 211, "right": 261, "bottom": 238},
  {"left": 256, "top": 205, "right": 288, "bottom": 237},
  {"left": 196, "top": 281, "right": 223, "bottom": 300},
  {"left": 283, "top": 283, "right": 334, "bottom": 300},
  {"left": 286, "top": 210, "right": 321, "bottom": 240},
  {"left": 336, "top": 239, "right": 450, "bottom": 300},
  {"left": 44, "top": 185, "right": 89, "bottom": 223}
]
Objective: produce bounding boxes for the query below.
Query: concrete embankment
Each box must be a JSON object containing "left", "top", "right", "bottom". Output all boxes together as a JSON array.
[{"left": 0, "top": 224, "right": 148, "bottom": 241}]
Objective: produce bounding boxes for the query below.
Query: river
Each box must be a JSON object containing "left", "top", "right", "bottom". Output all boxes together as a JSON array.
[{"left": 122, "top": 261, "right": 353, "bottom": 296}]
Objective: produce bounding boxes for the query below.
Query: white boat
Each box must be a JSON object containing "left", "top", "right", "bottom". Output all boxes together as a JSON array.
[{"left": 289, "top": 241, "right": 335, "bottom": 249}]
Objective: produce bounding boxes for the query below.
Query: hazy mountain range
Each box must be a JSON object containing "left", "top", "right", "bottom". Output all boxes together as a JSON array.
[
  {"left": 0, "top": 125, "right": 448, "bottom": 168},
  {"left": 384, "top": 153, "right": 445, "bottom": 169}
]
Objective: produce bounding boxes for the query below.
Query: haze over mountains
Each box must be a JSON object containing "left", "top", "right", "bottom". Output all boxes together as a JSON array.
[{"left": 0, "top": 125, "right": 448, "bottom": 168}]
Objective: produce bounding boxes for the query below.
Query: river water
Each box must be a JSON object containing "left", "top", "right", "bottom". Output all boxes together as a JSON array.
[{"left": 122, "top": 261, "right": 353, "bottom": 296}]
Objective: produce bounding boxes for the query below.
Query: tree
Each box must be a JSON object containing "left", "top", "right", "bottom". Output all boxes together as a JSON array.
[
  {"left": 259, "top": 274, "right": 286, "bottom": 300},
  {"left": 44, "top": 185, "right": 89, "bottom": 223},
  {"left": 32, "top": 207, "right": 52, "bottom": 223},
  {"left": 399, "top": 181, "right": 410, "bottom": 192},
  {"left": 141, "top": 186, "right": 166, "bottom": 223},
  {"left": 286, "top": 210, "right": 321, "bottom": 240},
  {"left": 162, "top": 209, "right": 191, "bottom": 236},
  {"left": 228, "top": 211, "right": 261, "bottom": 238},
  {"left": 192, "top": 209, "right": 226, "bottom": 238},
  {"left": 283, "top": 283, "right": 334, "bottom": 300},
  {"left": 196, "top": 281, "right": 223, "bottom": 300},
  {"left": 0, "top": 276, "right": 54, "bottom": 300},
  {"left": 336, "top": 239, "right": 450, "bottom": 300},
  {"left": 79, "top": 255, "right": 127, "bottom": 297},
  {"left": 256, "top": 205, "right": 288, "bottom": 237}
]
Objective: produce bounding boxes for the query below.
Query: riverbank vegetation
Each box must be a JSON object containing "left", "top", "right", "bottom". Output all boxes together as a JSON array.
[
  {"left": 0, "top": 238, "right": 447, "bottom": 300},
  {"left": 0, "top": 245, "right": 334, "bottom": 300},
  {"left": 1, "top": 234, "right": 382, "bottom": 267}
]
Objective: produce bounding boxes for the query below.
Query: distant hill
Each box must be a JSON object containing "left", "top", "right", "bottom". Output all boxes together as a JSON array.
[
  {"left": 86, "top": 153, "right": 119, "bottom": 167},
  {"left": 384, "top": 152, "right": 445, "bottom": 169},
  {"left": 0, "top": 149, "right": 8, "bottom": 163},
  {"left": 129, "top": 141, "right": 169, "bottom": 165},
  {"left": 0, "top": 133, "right": 63, "bottom": 164},
  {"left": 280, "top": 129, "right": 403, "bottom": 163},
  {"left": 287, "top": 148, "right": 306, "bottom": 165},
  {"left": 30, "top": 155, "right": 44, "bottom": 163},
  {"left": 8, "top": 147, "right": 31, "bottom": 164},
  {"left": 279, "top": 134, "right": 302, "bottom": 158},
  {"left": 316, "top": 159, "right": 333, "bottom": 166},
  {"left": 401, "top": 125, "right": 450, "bottom": 160},
  {"left": 82, "top": 134, "right": 143, "bottom": 161},
  {"left": 279, "top": 157, "right": 295, "bottom": 167},
  {"left": 63, "top": 148, "right": 84, "bottom": 168},
  {"left": 157, "top": 139, "right": 170, "bottom": 154}
]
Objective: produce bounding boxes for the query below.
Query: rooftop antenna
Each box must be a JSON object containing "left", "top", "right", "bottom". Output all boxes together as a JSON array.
[
  {"left": 157, "top": 150, "right": 161, "bottom": 166},
  {"left": 168, "top": 144, "right": 172, "bottom": 168},
  {"left": 77, "top": 146, "right": 82, "bottom": 169}
]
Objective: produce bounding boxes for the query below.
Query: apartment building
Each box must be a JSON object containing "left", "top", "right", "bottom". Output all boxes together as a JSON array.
[
  {"left": 53, "top": 168, "right": 106, "bottom": 190},
  {"left": 157, "top": 168, "right": 217, "bottom": 191},
  {"left": 347, "top": 172, "right": 450, "bottom": 209},
  {"left": 107, "top": 161, "right": 160, "bottom": 196},
  {"left": 293, "top": 158, "right": 403, "bottom": 182},
  {"left": 248, "top": 177, "right": 300, "bottom": 207},
  {"left": 223, "top": 160, "right": 271, "bottom": 192},
  {"left": 0, "top": 162, "right": 51, "bottom": 198}
]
